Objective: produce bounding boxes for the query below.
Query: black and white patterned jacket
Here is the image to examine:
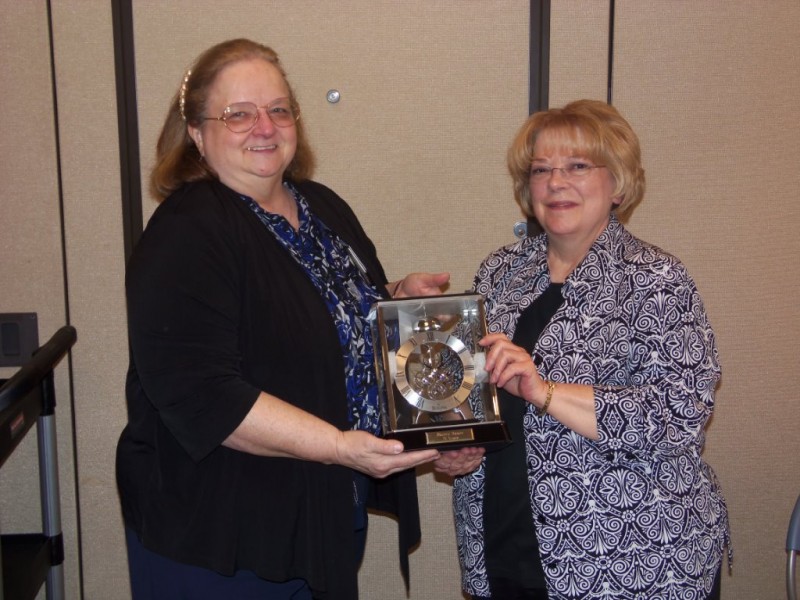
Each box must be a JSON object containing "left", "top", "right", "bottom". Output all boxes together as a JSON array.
[{"left": 453, "top": 214, "right": 730, "bottom": 599}]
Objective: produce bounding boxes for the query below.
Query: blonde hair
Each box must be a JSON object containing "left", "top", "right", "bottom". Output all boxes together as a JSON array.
[
  {"left": 149, "top": 38, "right": 315, "bottom": 202},
  {"left": 507, "top": 99, "right": 645, "bottom": 220}
]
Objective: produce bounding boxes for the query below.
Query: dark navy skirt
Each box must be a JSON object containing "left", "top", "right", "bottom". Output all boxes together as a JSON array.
[{"left": 125, "top": 528, "right": 313, "bottom": 600}]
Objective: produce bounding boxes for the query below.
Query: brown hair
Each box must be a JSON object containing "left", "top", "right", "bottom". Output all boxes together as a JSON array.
[
  {"left": 149, "top": 38, "right": 315, "bottom": 202},
  {"left": 507, "top": 99, "right": 645, "bottom": 220}
]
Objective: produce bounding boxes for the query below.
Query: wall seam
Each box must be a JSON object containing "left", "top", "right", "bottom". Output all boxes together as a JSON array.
[
  {"left": 111, "top": 0, "right": 143, "bottom": 261},
  {"left": 45, "top": 0, "right": 85, "bottom": 596}
]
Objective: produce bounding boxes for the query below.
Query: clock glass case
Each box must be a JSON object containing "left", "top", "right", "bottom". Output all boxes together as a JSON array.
[{"left": 369, "top": 293, "right": 509, "bottom": 450}]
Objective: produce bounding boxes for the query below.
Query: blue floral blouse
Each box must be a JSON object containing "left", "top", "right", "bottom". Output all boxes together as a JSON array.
[{"left": 240, "top": 182, "right": 383, "bottom": 434}]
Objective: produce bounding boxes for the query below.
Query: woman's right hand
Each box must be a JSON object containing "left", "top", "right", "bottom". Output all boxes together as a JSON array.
[
  {"left": 480, "top": 333, "right": 548, "bottom": 406},
  {"left": 334, "top": 430, "right": 440, "bottom": 478},
  {"left": 224, "top": 392, "right": 440, "bottom": 475}
]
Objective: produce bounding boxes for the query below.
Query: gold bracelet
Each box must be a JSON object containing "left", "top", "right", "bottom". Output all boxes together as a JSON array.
[{"left": 538, "top": 380, "right": 556, "bottom": 417}]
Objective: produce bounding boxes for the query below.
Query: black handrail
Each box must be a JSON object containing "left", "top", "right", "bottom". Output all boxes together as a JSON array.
[{"left": 0, "top": 325, "right": 76, "bottom": 413}]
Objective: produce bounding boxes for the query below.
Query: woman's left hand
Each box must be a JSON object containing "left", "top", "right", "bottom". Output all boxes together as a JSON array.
[
  {"left": 390, "top": 272, "right": 450, "bottom": 298},
  {"left": 433, "top": 446, "right": 485, "bottom": 477}
]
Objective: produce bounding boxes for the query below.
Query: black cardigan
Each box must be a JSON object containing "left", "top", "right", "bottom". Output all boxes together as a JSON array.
[{"left": 116, "top": 178, "right": 420, "bottom": 599}]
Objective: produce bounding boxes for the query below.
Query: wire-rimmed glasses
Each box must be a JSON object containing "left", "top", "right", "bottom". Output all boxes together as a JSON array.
[
  {"left": 529, "top": 162, "right": 606, "bottom": 181},
  {"left": 201, "top": 98, "right": 299, "bottom": 132}
]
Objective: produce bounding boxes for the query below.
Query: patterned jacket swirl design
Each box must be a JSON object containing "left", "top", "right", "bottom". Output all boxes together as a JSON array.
[{"left": 453, "top": 215, "right": 730, "bottom": 599}]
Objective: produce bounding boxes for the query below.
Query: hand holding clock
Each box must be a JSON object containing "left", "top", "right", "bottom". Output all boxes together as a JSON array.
[
  {"left": 334, "top": 430, "right": 441, "bottom": 478},
  {"left": 389, "top": 272, "right": 451, "bottom": 298},
  {"left": 479, "top": 333, "right": 599, "bottom": 440},
  {"left": 433, "top": 446, "right": 486, "bottom": 477}
]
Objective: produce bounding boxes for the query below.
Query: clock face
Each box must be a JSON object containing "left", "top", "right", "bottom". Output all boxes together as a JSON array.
[{"left": 394, "top": 330, "right": 476, "bottom": 412}]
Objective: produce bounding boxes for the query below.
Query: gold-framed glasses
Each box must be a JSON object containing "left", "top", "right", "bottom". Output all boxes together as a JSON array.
[
  {"left": 202, "top": 98, "right": 299, "bottom": 132},
  {"left": 530, "top": 162, "right": 606, "bottom": 181}
]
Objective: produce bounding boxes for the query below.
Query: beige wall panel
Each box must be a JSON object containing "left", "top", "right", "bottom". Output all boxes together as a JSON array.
[
  {"left": 609, "top": 2, "right": 800, "bottom": 599},
  {"left": 0, "top": 2, "right": 80, "bottom": 598},
  {"left": 49, "top": 1, "right": 130, "bottom": 598},
  {"left": 549, "top": 0, "right": 610, "bottom": 107}
]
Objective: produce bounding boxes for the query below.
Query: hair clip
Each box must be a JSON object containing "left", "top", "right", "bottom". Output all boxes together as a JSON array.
[{"left": 179, "top": 69, "right": 192, "bottom": 121}]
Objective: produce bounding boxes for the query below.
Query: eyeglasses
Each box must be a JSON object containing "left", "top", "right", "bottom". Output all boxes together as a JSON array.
[
  {"left": 201, "top": 98, "right": 299, "bottom": 132},
  {"left": 529, "top": 162, "right": 606, "bottom": 181}
]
